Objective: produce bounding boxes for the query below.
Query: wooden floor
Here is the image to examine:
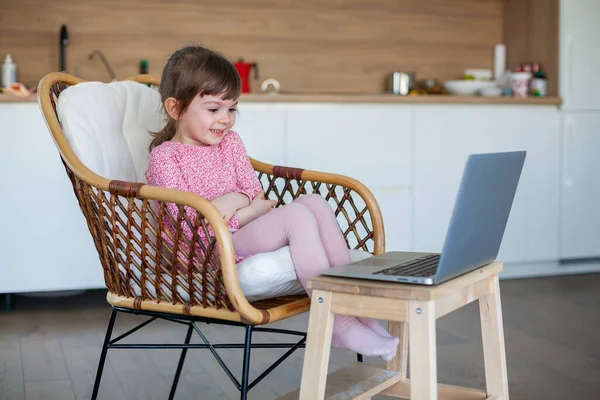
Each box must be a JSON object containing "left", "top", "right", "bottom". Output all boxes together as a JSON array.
[{"left": 1, "top": 273, "right": 599, "bottom": 400}]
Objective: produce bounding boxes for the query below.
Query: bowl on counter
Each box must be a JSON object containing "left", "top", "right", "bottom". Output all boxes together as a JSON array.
[
  {"left": 480, "top": 86, "right": 504, "bottom": 97},
  {"left": 443, "top": 80, "right": 497, "bottom": 96}
]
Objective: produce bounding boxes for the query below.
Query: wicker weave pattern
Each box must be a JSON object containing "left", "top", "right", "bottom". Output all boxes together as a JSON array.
[
  {"left": 65, "top": 167, "right": 232, "bottom": 309},
  {"left": 40, "top": 73, "right": 384, "bottom": 323},
  {"left": 258, "top": 172, "right": 375, "bottom": 253}
]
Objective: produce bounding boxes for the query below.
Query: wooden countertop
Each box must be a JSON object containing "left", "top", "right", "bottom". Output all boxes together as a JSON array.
[
  {"left": 240, "top": 93, "right": 563, "bottom": 105},
  {"left": 0, "top": 92, "right": 562, "bottom": 106}
]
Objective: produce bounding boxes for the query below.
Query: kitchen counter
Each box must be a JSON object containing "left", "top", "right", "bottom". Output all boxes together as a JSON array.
[
  {"left": 240, "top": 93, "right": 563, "bottom": 105},
  {"left": 0, "top": 94, "right": 39, "bottom": 103},
  {"left": 0, "top": 92, "right": 562, "bottom": 106}
]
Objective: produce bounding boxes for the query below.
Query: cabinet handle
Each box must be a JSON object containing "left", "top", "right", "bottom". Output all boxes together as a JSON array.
[{"left": 563, "top": 118, "right": 573, "bottom": 188}]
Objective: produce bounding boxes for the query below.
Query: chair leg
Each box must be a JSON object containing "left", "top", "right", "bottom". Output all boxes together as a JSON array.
[
  {"left": 91, "top": 308, "right": 118, "bottom": 400},
  {"left": 168, "top": 323, "right": 194, "bottom": 400},
  {"left": 3, "top": 293, "right": 15, "bottom": 311},
  {"left": 480, "top": 275, "right": 509, "bottom": 399},
  {"left": 240, "top": 325, "right": 253, "bottom": 400}
]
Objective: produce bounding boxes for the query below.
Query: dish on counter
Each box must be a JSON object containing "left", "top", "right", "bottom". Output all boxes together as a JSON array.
[{"left": 443, "top": 80, "right": 498, "bottom": 96}]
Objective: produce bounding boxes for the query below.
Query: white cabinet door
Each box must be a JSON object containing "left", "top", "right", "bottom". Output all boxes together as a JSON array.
[
  {"left": 235, "top": 103, "right": 287, "bottom": 166},
  {"left": 285, "top": 104, "right": 413, "bottom": 189},
  {"left": 560, "top": 112, "right": 600, "bottom": 259},
  {"left": 413, "top": 105, "right": 561, "bottom": 264},
  {"left": 560, "top": 0, "right": 600, "bottom": 110},
  {"left": 370, "top": 189, "right": 413, "bottom": 252},
  {"left": 0, "top": 104, "right": 104, "bottom": 293}
]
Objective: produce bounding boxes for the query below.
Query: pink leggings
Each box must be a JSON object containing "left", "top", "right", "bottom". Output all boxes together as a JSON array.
[
  {"left": 232, "top": 194, "right": 349, "bottom": 294},
  {"left": 231, "top": 194, "right": 400, "bottom": 360}
]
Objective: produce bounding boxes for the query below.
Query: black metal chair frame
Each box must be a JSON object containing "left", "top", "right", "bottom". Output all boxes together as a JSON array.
[{"left": 91, "top": 306, "right": 311, "bottom": 400}]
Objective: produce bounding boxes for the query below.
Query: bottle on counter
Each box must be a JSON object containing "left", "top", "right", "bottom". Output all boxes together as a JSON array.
[
  {"left": 139, "top": 59, "right": 148, "bottom": 74},
  {"left": 529, "top": 63, "right": 547, "bottom": 97},
  {"left": 2, "top": 54, "right": 17, "bottom": 89}
]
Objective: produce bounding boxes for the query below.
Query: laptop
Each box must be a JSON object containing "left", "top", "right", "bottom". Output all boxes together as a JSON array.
[{"left": 321, "top": 150, "right": 526, "bottom": 285}]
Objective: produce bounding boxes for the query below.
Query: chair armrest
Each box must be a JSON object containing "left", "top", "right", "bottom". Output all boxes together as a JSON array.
[
  {"left": 129, "top": 183, "right": 271, "bottom": 323},
  {"left": 251, "top": 158, "right": 385, "bottom": 255},
  {"left": 70, "top": 176, "right": 267, "bottom": 324}
]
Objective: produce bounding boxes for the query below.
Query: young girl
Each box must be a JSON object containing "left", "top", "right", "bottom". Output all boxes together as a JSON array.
[{"left": 145, "top": 45, "right": 399, "bottom": 361}]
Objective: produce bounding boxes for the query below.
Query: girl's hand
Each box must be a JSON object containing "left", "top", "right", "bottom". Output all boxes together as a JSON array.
[
  {"left": 210, "top": 192, "right": 250, "bottom": 222},
  {"left": 249, "top": 191, "right": 277, "bottom": 218},
  {"left": 236, "top": 191, "right": 276, "bottom": 227}
]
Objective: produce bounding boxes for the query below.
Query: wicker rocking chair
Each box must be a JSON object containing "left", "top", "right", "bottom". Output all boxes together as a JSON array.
[{"left": 37, "top": 72, "right": 386, "bottom": 399}]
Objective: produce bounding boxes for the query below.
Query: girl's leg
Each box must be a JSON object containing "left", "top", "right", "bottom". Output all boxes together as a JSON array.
[
  {"left": 232, "top": 202, "right": 398, "bottom": 360},
  {"left": 293, "top": 194, "right": 351, "bottom": 267},
  {"left": 293, "top": 194, "right": 393, "bottom": 339}
]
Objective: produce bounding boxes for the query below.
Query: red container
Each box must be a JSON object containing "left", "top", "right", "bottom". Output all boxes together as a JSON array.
[{"left": 234, "top": 59, "right": 259, "bottom": 93}]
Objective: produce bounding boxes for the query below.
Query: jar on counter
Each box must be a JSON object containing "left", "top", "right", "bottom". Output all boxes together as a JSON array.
[{"left": 529, "top": 63, "right": 547, "bottom": 97}]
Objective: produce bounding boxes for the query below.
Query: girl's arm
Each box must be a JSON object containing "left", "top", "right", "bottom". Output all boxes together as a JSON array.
[
  {"left": 146, "top": 148, "right": 244, "bottom": 234},
  {"left": 228, "top": 132, "right": 263, "bottom": 202}
]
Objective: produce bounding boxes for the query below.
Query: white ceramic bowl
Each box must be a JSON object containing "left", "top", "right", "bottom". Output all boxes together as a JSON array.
[
  {"left": 480, "top": 86, "right": 504, "bottom": 97},
  {"left": 444, "top": 80, "right": 496, "bottom": 96}
]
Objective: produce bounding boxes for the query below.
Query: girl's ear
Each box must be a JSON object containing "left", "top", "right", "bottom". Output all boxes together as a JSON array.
[{"left": 164, "top": 97, "right": 180, "bottom": 120}]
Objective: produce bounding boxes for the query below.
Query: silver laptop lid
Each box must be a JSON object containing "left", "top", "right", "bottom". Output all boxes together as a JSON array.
[{"left": 434, "top": 151, "right": 526, "bottom": 283}]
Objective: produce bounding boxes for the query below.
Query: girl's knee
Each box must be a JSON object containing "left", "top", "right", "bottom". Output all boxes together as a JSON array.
[
  {"left": 282, "top": 202, "right": 318, "bottom": 229},
  {"left": 296, "top": 193, "right": 329, "bottom": 208},
  {"left": 285, "top": 201, "right": 315, "bottom": 219}
]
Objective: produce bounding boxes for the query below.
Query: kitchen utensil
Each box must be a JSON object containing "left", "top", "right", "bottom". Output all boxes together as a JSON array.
[
  {"left": 510, "top": 72, "right": 531, "bottom": 98},
  {"left": 444, "top": 80, "right": 496, "bottom": 96},
  {"left": 260, "top": 78, "right": 280, "bottom": 94},
  {"left": 480, "top": 86, "right": 503, "bottom": 97},
  {"left": 59, "top": 25, "right": 68, "bottom": 72},
  {"left": 464, "top": 69, "right": 493, "bottom": 81},
  {"left": 234, "top": 58, "right": 259, "bottom": 93},
  {"left": 389, "top": 72, "right": 414, "bottom": 95},
  {"left": 493, "top": 44, "right": 506, "bottom": 81}
]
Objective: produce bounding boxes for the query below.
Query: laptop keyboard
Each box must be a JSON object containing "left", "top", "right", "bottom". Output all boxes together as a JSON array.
[{"left": 373, "top": 254, "right": 441, "bottom": 277}]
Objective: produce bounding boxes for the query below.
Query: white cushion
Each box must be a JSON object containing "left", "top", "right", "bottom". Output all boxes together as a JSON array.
[
  {"left": 129, "top": 247, "right": 374, "bottom": 302},
  {"left": 56, "top": 80, "right": 374, "bottom": 302},
  {"left": 238, "top": 247, "right": 374, "bottom": 301},
  {"left": 56, "top": 80, "right": 164, "bottom": 183}
]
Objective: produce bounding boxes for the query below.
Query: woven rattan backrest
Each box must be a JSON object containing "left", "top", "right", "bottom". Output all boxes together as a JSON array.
[{"left": 44, "top": 75, "right": 233, "bottom": 310}]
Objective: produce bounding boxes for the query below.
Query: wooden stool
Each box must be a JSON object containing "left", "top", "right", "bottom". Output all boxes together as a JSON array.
[{"left": 279, "top": 262, "right": 509, "bottom": 400}]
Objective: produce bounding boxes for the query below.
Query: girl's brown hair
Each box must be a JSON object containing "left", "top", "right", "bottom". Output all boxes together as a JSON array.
[{"left": 149, "top": 45, "right": 241, "bottom": 151}]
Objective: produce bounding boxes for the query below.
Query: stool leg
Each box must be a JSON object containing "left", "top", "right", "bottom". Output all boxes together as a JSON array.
[
  {"left": 386, "top": 321, "right": 409, "bottom": 380},
  {"left": 480, "top": 275, "right": 509, "bottom": 399},
  {"left": 299, "top": 290, "right": 335, "bottom": 400},
  {"left": 409, "top": 300, "right": 437, "bottom": 400}
]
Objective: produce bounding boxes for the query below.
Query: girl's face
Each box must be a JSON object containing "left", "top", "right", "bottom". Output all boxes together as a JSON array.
[{"left": 172, "top": 93, "right": 239, "bottom": 147}]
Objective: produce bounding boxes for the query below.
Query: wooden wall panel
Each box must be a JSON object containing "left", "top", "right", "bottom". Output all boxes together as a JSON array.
[
  {"left": 0, "top": 0, "right": 503, "bottom": 93},
  {"left": 503, "top": 0, "right": 559, "bottom": 95}
]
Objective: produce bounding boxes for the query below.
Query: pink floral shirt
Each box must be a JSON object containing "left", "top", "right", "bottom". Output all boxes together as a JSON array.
[{"left": 145, "top": 131, "right": 263, "bottom": 263}]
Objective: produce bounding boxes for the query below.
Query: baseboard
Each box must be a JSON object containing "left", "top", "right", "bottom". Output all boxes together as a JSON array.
[{"left": 500, "top": 259, "right": 600, "bottom": 280}]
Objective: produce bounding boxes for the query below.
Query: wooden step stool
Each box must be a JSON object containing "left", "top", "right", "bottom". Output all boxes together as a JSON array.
[{"left": 279, "top": 261, "right": 509, "bottom": 400}]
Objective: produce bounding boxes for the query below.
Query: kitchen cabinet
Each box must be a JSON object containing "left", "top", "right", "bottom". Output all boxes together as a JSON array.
[
  {"left": 0, "top": 104, "right": 104, "bottom": 293},
  {"left": 559, "top": 0, "right": 600, "bottom": 110},
  {"left": 284, "top": 104, "right": 413, "bottom": 189},
  {"left": 235, "top": 103, "right": 287, "bottom": 166},
  {"left": 412, "top": 105, "right": 561, "bottom": 264},
  {"left": 370, "top": 188, "right": 413, "bottom": 252},
  {"left": 3, "top": 98, "right": 595, "bottom": 296},
  {"left": 560, "top": 112, "right": 600, "bottom": 259}
]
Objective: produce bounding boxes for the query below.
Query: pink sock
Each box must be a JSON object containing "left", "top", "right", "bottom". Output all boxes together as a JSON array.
[
  {"left": 331, "top": 315, "right": 399, "bottom": 360},
  {"left": 357, "top": 318, "right": 392, "bottom": 338}
]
